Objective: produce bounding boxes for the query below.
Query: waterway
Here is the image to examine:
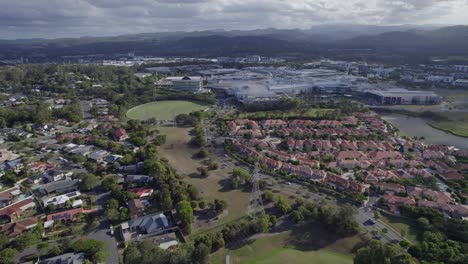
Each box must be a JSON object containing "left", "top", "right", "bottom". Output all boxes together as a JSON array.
[{"left": 381, "top": 114, "right": 468, "bottom": 150}]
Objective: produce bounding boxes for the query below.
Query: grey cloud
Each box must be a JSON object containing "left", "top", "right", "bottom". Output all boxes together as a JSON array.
[{"left": 0, "top": 0, "right": 466, "bottom": 39}]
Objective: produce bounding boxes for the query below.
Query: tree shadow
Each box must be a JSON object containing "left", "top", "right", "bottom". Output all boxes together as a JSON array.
[
  {"left": 286, "top": 222, "right": 346, "bottom": 251},
  {"left": 217, "top": 178, "right": 233, "bottom": 192}
]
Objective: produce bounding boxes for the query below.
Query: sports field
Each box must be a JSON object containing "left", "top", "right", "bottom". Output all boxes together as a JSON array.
[{"left": 126, "top": 100, "right": 210, "bottom": 120}]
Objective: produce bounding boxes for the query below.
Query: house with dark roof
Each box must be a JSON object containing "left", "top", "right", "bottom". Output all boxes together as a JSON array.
[
  {"left": 36, "top": 179, "right": 80, "bottom": 195},
  {"left": 42, "top": 252, "right": 85, "bottom": 264},
  {"left": 120, "top": 212, "right": 176, "bottom": 241}
]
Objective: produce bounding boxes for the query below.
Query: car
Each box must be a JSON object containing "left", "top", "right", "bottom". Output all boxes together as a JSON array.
[
  {"left": 285, "top": 182, "right": 292, "bottom": 185},
  {"left": 368, "top": 219, "right": 376, "bottom": 225}
]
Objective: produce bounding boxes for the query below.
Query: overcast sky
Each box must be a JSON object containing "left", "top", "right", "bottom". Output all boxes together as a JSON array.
[{"left": 1, "top": 0, "right": 468, "bottom": 39}]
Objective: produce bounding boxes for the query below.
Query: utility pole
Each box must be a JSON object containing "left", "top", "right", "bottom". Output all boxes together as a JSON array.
[{"left": 248, "top": 163, "right": 265, "bottom": 217}]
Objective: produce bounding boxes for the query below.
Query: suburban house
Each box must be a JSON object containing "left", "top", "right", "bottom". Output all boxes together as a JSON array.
[
  {"left": 42, "top": 253, "right": 85, "bottom": 264},
  {"left": 46, "top": 207, "right": 96, "bottom": 222},
  {"left": 128, "top": 199, "right": 145, "bottom": 219},
  {"left": 114, "top": 128, "right": 129, "bottom": 142},
  {"left": 42, "top": 191, "right": 81, "bottom": 207},
  {"left": 0, "top": 197, "right": 36, "bottom": 221},
  {"left": 383, "top": 193, "right": 416, "bottom": 213},
  {"left": 128, "top": 187, "right": 154, "bottom": 198},
  {"left": 0, "top": 187, "right": 21, "bottom": 208},
  {"left": 87, "top": 150, "right": 110, "bottom": 162},
  {"left": 36, "top": 179, "right": 80, "bottom": 195},
  {"left": 120, "top": 212, "right": 176, "bottom": 242},
  {"left": 0, "top": 217, "right": 38, "bottom": 238}
]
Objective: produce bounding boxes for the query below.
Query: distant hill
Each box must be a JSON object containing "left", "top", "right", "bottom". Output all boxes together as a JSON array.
[{"left": 0, "top": 25, "right": 467, "bottom": 63}]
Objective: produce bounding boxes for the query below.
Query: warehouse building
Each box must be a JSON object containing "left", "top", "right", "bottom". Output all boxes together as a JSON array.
[
  {"left": 366, "top": 89, "right": 440, "bottom": 105},
  {"left": 155, "top": 76, "right": 204, "bottom": 92}
]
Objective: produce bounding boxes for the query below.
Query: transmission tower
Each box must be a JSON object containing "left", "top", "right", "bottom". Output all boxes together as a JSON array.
[{"left": 248, "top": 163, "right": 265, "bottom": 217}]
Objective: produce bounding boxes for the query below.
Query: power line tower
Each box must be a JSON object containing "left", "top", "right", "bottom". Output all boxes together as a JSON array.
[{"left": 248, "top": 163, "right": 265, "bottom": 217}]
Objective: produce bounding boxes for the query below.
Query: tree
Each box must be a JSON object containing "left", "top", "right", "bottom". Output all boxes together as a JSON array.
[
  {"left": 102, "top": 175, "right": 118, "bottom": 191},
  {"left": 213, "top": 199, "right": 227, "bottom": 214},
  {"left": 197, "top": 167, "right": 208, "bottom": 177},
  {"left": 36, "top": 242, "right": 50, "bottom": 257},
  {"left": 192, "top": 243, "right": 209, "bottom": 264},
  {"left": 80, "top": 173, "right": 101, "bottom": 191},
  {"left": 0, "top": 233, "right": 8, "bottom": 250},
  {"left": 275, "top": 195, "right": 291, "bottom": 215},
  {"left": 354, "top": 240, "right": 416, "bottom": 264},
  {"left": 291, "top": 210, "right": 304, "bottom": 223},
  {"left": 0, "top": 248, "right": 18, "bottom": 264},
  {"left": 177, "top": 200, "right": 194, "bottom": 234},
  {"left": 262, "top": 191, "right": 274, "bottom": 203},
  {"left": 197, "top": 148, "right": 209, "bottom": 158},
  {"left": 254, "top": 215, "right": 270, "bottom": 233}
]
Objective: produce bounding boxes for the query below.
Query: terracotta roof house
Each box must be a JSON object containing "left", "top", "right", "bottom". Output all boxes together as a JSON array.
[
  {"left": 128, "top": 199, "right": 145, "bottom": 219},
  {"left": 375, "top": 182, "right": 406, "bottom": 194},
  {"left": 369, "top": 151, "right": 402, "bottom": 160},
  {"left": 262, "top": 119, "right": 287, "bottom": 129},
  {"left": 0, "top": 197, "right": 36, "bottom": 221},
  {"left": 0, "top": 217, "right": 38, "bottom": 238},
  {"left": 348, "top": 181, "right": 366, "bottom": 193},
  {"left": 260, "top": 157, "right": 282, "bottom": 170},
  {"left": 114, "top": 128, "right": 129, "bottom": 142},
  {"left": 0, "top": 187, "right": 21, "bottom": 208},
  {"left": 47, "top": 207, "right": 96, "bottom": 222},
  {"left": 326, "top": 175, "right": 349, "bottom": 191},
  {"left": 383, "top": 193, "right": 416, "bottom": 213},
  {"left": 128, "top": 187, "right": 154, "bottom": 198},
  {"left": 440, "top": 170, "right": 464, "bottom": 181}
]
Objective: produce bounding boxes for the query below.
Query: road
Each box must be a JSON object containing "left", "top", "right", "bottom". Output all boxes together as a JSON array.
[{"left": 86, "top": 219, "right": 120, "bottom": 264}]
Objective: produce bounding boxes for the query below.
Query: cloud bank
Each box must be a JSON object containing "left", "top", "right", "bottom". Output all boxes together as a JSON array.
[{"left": 0, "top": 0, "right": 467, "bottom": 39}]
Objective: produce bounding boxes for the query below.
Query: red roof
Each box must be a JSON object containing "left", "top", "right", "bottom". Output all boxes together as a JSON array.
[
  {"left": 47, "top": 208, "right": 96, "bottom": 221},
  {"left": 128, "top": 187, "right": 154, "bottom": 197},
  {"left": 114, "top": 128, "right": 128, "bottom": 139}
]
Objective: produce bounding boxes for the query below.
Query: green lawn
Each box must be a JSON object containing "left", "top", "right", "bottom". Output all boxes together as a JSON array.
[
  {"left": 210, "top": 223, "right": 361, "bottom": 264},
  {"left": 126, "top": 100, "right": 210, "bottom": 120},
  {"left": 380, "top": 214, "right": 420, "bottom": 244},
  {"left": 430, "top": 121, "right": 468, "bottom": 137}
]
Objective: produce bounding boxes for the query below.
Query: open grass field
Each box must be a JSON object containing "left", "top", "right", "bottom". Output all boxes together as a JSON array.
[
  {"left": 156, "top": 126, "right": 250, "bottom": 233},
  {"left": 380, "top": 214, "right": 420, "bottom": 244},
  {"left": 210, "top": 223, "right": 363, "bottom": 264},
  {"left": 126, "top": 100, "right": 210, "bottom": 120},
  {"left": 430, "top": 121, "right": 468, "bottom": 137},
  {"left": 429, "top": 112, "right": 468, "bottom": 137}
]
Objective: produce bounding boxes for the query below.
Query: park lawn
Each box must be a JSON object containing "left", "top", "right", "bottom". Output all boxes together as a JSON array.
[
  {"left": 380, "top": 214, "right": 420, "bottom": 244},
  {"left": 210, "top": 223, "right": 361, "bottom": 264},
  {"left": 156, "top": 126, "right": 250, "bottom": 232},
  {"left": 126, "top": 100, "right": 210, "bottom": 120}
]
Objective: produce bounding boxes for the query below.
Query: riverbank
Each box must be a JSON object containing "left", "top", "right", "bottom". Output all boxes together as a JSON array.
[
  {"left": 373, "top": 107, "right": 468, "bottom": 138},
  {"left": 381, "top": 114, "right": 468, "bottom": 149},
  {"left": 429, "top": 122, "right": 468, "bottom": 138}
]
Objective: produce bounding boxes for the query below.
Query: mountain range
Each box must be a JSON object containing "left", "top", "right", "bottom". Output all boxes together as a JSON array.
[{"left": 1, "top": 25, "right": 467, "bottom": 64}]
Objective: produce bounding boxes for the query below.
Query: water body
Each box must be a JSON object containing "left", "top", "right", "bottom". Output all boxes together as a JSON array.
[{"left": 382, "top": 114, "right": 468, "bottom": 150}]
